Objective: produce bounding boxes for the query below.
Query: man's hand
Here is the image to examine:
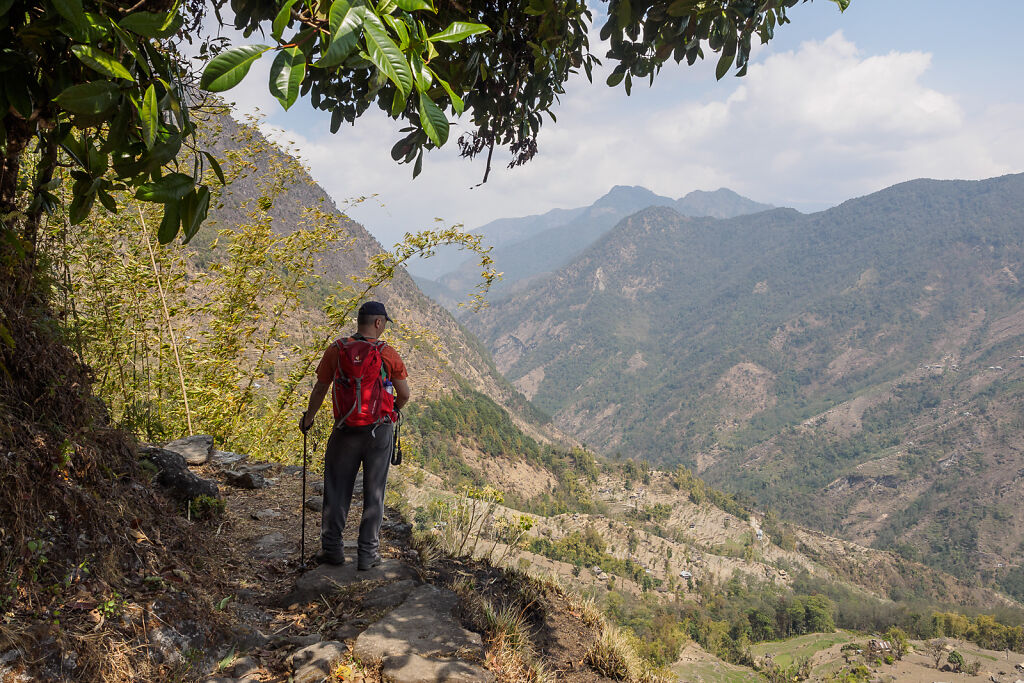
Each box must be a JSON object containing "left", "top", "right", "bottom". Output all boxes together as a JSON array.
[{"left": 299, "top": 411, "right": 313, "bottom": 434}]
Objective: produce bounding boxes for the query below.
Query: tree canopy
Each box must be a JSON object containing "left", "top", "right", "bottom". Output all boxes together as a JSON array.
[{"left": 0, "top": 0, "right": 848, "bottom": 251}]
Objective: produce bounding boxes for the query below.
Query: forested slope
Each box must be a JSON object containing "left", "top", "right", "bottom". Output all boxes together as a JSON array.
[{"left": 466, "top": 173, "right": 1024, "bottom": 587}]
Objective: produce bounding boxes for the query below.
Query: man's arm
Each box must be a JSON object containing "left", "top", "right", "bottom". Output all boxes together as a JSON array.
[
  {"left": 302, "top": 380, "right": 331, "bottom": 430},
  {"left": 393, "top": 378, "right": 410, "bottom": 411}
]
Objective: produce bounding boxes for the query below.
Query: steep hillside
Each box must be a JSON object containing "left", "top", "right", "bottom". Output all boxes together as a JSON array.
[
  {"left": 199, "top": 112, "right": 550, "bottom": 438},
  {"left": 465, "top": 173, "right": 1024, "bottom": 584},
  {"left": 421, "top": 185, "right": 773, "bottom": 307}
]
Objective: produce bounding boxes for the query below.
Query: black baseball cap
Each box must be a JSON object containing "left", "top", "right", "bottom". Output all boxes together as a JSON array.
[{"left": 359, "top": 301, "right": 393, "bottom": 322}]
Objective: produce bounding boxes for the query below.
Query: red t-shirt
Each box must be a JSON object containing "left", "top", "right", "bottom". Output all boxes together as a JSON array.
[{"left": 315, "top": 337, "right": 408, "bottom": 384}]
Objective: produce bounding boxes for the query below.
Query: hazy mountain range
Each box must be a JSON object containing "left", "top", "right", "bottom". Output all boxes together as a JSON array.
[
  {"left": 411, "top": 186, "right": 773, "bottom": 306},
  {"left": 463, "top": 173, "right": 1024, "bottom": 591}
]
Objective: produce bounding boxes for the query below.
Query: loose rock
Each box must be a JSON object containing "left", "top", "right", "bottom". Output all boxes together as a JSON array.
[
  {"left": 225, "top": 470, "right": 266, "bottom": 489},
  {"left": 304, "top": 496, "right": 323, "bottom": 512},
  {"left": 210, "top": 450, "right": 248, "bottom": 468},
  {"left": 163, "top": 434, "right": 214, "bottom": 465},
  {"left": 140, "top": 447, "right": 219, "bottom": 502},
  {"left": 251, "top": 508, "right": 282, "bottom": 521}
]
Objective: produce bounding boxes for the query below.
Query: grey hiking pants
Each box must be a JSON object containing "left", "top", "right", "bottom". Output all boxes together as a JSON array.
[{"left": 321, "top": 422, "right": 394, "bottom": 562}]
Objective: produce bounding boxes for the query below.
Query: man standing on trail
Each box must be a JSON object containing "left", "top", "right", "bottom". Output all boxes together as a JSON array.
[{"left": 299, "top": 301, "right": 411, "bottom": 569}]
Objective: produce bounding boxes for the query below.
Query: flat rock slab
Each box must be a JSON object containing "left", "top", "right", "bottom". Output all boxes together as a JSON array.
[
  {"left": 381, "top": 654, "right": 494, "bottom": 683},
  {"left": 281, "top": 559, "right": 416, "bottom": 606},
  {"left": 211, "top": 450, "right": 248, "bottom": 467},
  {"left": 362, "top": 578, "right": 417, "bottom": 611},
  {"left": 289, "top": 641, "right": 347, "bottom": 683},
  {"left": 164, "top": 435, "right": 214, "bottom": 465},
  {"left": 253, "top": 532, "right": 294, "bottom": 560},
  {"left": 354, "top": 585, "right": 485, "bottom": 662}
]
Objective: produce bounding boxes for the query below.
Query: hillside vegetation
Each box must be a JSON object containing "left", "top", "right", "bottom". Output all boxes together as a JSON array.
[{"left": 466, "top": 174, "right": 1024, "bottom": 590}]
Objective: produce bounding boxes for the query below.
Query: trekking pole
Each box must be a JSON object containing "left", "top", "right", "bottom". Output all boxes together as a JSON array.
[
  {"left": 300, "top": 421, "right": 307, "bottom": 568},
  {"left": 391, "top": 411, "right": 402, "bottom": 465}
]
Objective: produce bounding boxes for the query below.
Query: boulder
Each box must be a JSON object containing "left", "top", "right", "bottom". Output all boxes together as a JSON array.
[
  {"left": 163, "top": 435, "right": 214, "bottom": 465},
  {"left": 140, "top": 447, "right": 219, "bottom": 502},
  {"left": 225, "top": 470, "right": 266, "bottom": 489}
]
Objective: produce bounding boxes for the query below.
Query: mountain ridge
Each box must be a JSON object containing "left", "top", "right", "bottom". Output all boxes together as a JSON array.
[
  {"left": 419, "top": 185, "right": 775, "bottom": 307},
  {"left": 464, "top": 172, "right": 1024, "bottom": 588}
]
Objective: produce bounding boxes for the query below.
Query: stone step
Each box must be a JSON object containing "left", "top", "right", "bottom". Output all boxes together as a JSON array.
[{"left": 354, "top": 585, "right": 494, "bottom": 683}]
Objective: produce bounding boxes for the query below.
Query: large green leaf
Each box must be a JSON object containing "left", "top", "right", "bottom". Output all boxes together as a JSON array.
[
  {"left": 157, "top": 202, "right": 180, "bottom": 244},
  {"left": 410, "top": 53, "right": 432, "bottom": 93},
  {"left": 329, "top": 0, "right": 353, "bottom": 32},
  {"left": 135, "top": 173, "right": 193, "bottom": 202},
  {"left": 272, "top": 0, "right": 300, "bottom": 40},
  {"left": 119, "top": 11, "right": 182, "bottom": 38},
  {"left": 427, "top": 20, "right": 489, "bottom": 43},
  {"left": 55, "top": 81, "right": 120, "bottom": 115},
  {"left": 71, "top": 45, "right": 134, "bottom": 81},
  {"left": 417, "top": 91, "right": 448, "bottom": 146},
  {"left": 52, "top": 0, "right": 88, "bottom": 31},
  {"left": 68, "top": 189, "right": 96, "bottom": 225},
  {"left": 433, "top": 72, "right": 464, "bottom": 114},
  {"left": 269, "top": 47, "right": 306, "bottom": 110},
  {"left": 141, "top": 84, "right": 158, "bottom": 149},
  {"left": 362, "top": 13, "right": 412, "bottom": 95},
  {"left": 392, "top": 0, "right": 433, "bottom": 12},
  {"left": 109, "top": 21, "right": 151, "bottom": 77},
  {"left": 714, "top": 50, "right": 733, "bottom": 80},
  {"left": 200, "top": 45, "right": 271, "bottom": 92},
  {"left": 0, "top": 0, "right": 15, "bottom": 19},
  {"left": 202, "top": 151, "right": 226, "bottom": 185},
  {"left": 180, "top": 186, "right": 211, "bottom": 243},
  {"left": 317, "top": 2, "right": 362, "bottom": 68},
  {"left": 666, "top": 0, "right": 699, "bottom": 18}
]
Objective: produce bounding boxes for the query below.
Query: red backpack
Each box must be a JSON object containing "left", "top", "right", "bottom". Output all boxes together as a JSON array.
[{"left": 331, "top": 337, "right": 396, "bottom": 428}]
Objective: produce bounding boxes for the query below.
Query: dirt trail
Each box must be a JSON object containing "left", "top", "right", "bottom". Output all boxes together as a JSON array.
[{"left": 166, "top": 448, "right": 606, "bottom": 683}]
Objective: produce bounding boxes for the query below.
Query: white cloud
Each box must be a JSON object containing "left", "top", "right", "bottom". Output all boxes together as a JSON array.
[{"left": 237, "top": 29, "right": 1023, "bottom": 246}]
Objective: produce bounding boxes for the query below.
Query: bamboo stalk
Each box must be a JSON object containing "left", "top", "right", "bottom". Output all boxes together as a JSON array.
[{"left": 138, "top": 208, "right": 193, "bottom": 435}]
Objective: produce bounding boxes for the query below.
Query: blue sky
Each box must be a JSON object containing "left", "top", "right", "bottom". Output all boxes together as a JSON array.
[{"left": 220, "top": 0, "right": 1024, "bottom": 250}]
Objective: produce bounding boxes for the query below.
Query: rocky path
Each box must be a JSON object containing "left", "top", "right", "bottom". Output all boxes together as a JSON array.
[{"left": 151, "top": 435, "right": 500, "bottom": 683}]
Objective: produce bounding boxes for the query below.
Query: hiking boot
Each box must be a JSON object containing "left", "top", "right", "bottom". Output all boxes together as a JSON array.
[
  {"left": 357, "top": 554, "right": 381, "bottom": 571},
  {"left": 314, "top": 549, "right": 345, "bottom": 565}
]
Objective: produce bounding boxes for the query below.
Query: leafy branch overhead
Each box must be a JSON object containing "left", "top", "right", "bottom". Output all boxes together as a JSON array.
[
  {"left": 200, "top": 0, "right": 489, "bottom": 160},
  {"left": 204, "top": 0, "right": 849, "bottom": 180},
  {"left": 1, "top": 0, "right": 847, "bottom": 248}
]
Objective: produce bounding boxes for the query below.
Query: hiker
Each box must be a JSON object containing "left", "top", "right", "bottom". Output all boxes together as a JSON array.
[{"left": 299, "top": 301, "right": 410, "bottom": 569}]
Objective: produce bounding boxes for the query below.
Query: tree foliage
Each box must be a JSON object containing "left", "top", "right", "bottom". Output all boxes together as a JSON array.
[{"left": 0, "top": 0, "right": 849, "bottom": 263}]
